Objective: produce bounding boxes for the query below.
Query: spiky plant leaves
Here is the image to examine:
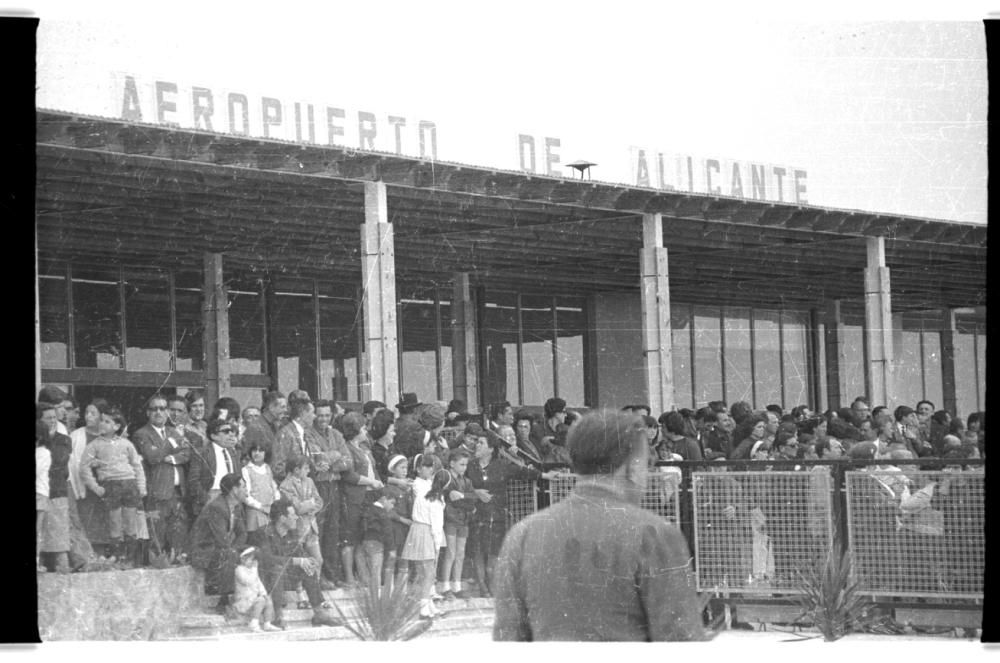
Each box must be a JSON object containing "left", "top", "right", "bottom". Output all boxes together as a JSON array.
[
  {"left": 794, "top": 549, "right": 876, "bottom": 641},
  {"left": 331, "top": 574, "right": 432, "bottom": 641}
]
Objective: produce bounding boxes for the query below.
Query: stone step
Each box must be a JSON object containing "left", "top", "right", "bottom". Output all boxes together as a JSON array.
[{"left": 169, "top": 610, "right": 494, "bottom": 641}]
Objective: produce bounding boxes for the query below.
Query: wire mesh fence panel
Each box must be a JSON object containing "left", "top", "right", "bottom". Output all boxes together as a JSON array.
[
  {"left": 547, "top": 475, "right": 577, "bottom": 505},
  {"left": 845, "top": 468, "right": 984, "bottom": 599},
  {"left": 691, "top": 470, "right": 834, "bottom": 594},
  {"left": 505, "top": 479, "right": 539, "bottom": 530},
  {"left": 641, "top": 469, "right": 682, "bottom": 524}
]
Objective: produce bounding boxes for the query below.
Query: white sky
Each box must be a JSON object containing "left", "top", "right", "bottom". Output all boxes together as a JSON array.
[{"left": 27, "top": 1, "right": 990, "bottom": 223}]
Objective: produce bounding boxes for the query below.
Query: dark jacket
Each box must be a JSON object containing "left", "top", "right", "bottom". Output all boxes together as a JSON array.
[
  {"left": 188, "top": 494, "right": 247, "bottom": 594},
  {"left": 186, "top": 442, "right": 240, "bottom": 516},
  {"left": 134, "top": 423, "right": 191, "bottom": 501},
  {"left": 493, "top": 482, "right": 705, "bottom": 642},
  {"left": 47, "top": 433, "right": 72, "bottom": 499}
]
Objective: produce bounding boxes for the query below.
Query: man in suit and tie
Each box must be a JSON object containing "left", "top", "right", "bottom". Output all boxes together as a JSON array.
[
  {"left": 135, "top": 394, "right": 192, "bottom": 558},
  {"left": 187, "top": 418, "right": 242, "bottom": 520},
  {"left": 189, "top": 472, "right": 248, "bottom": 614},
  {"left": 272, "top": 399, "right": 323, "bottom": 483}
]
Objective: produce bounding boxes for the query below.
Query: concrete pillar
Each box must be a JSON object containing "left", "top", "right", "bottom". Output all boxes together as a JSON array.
[
  {"left": 939, "top": 308, "right": 958, "bottom": 416},
  {"left": 823, "top": 300, "right": 844, "bottom": 410},
  {"left": 863, "top": 237, "right": 894, "bottom": 407},
  {"left": 640, "top": 213, "right": 674, "bottom": 414},
  {"left": 451, "top": 273, "right": 480, "bottom": 413},
  {"left": 203, "top": 252, "right": 231, "bottom": 407},
  {"left": 360, "top": 181, "right": 399, "bottom": 405}
]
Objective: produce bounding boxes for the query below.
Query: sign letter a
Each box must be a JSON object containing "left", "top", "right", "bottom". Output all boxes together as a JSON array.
[{"left": 121, "top": 76, "right": 142, "bottom": 121}]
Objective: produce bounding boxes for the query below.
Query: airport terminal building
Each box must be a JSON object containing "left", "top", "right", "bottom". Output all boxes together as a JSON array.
[{"left": 34, "top": 109, "right": 987, "bottom": 422}]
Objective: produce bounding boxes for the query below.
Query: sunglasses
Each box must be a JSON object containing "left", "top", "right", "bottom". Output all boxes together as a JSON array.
[{"left": 218, "top": 427, "right": 235, "bottom": 434}]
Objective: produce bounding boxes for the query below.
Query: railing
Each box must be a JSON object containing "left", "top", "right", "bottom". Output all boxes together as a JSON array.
[{"left": 498, "top": 458, "right": 984, "bottom": 604}]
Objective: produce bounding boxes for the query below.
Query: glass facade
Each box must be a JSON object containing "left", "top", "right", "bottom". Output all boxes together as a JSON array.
[
  {"left": 752, "top": 309, "right": 782, "bottom": 408},
  {"left": 481, "top": 292, "right": 520, "bottom": 406},
  {"left": 271, "top": 292, "right": 315, "bottom": 396},
  {"left": 722, "top": 307, "right": 753, "bottom": 406},
  {"left": 38, "top": 268, "right": 69, "bottom": 368},
  {"left": 692, "top": 306, "right": 723, "bottom": 407},
  {"left": 319, "top": 292, "right": 362, "bottom": 403},
  {"left": 72, "top": 266, "right": 123, "bottom": 369},
  {"left": 399, "top": 297, "right": 441, "bottom": 401},
  {"left": 229, "top": 288, "right": 266, "bottom": 375},
  {"left": 480, "top": 292, "right": 588, "bottom": 407},
  {"left": 520, "top": 295, "right": 555, "bottom": 407},
  {"left": 122, "top": 268, "right": 172, "bottom": 372}
]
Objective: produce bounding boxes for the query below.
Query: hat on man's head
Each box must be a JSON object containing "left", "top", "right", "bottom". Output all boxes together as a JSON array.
[
  {"left": 446, "top": 399, "right": 466, "bottom": 414},
  {"left": 396, "top": 393, "right": 422, "bottom": 412},
  {"left": 418, "top": 404, "right": 446, "bottom": 431}
]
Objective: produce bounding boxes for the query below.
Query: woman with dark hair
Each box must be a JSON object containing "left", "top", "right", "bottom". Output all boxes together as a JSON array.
[
  {"left": 339, "top": 411, "right": 382, "bottom": 587},
  {"left": 465, "top": 430, "right": 561, "bottom": 597},
  {"left": 659, "top": 411, "right": 702, "bottom": 461},
  {"left": 928, "top": 410, "right": 952, "bottom": 456},
  {"left": 368, "top": 408, "right": 397, "bottom": 483}
]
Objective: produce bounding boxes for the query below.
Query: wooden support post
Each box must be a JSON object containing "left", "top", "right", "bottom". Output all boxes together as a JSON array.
[
  {"left": 203, "top": 252, "right": 231, "bottom": 407},
  {"left": 823, "top": 300, "right": 844, "bottom": 410},
  {"left": 451, "top": 273, "right": 480, "bottom": 413},
  {"left": 863, "top": 237, "right": 894, "bottom": 407},
  {"left": 939, "top": 308, "right": 958, "bottom": 417},
  {"left": 640, "top": 213, "right": 674, "bottom": 414},
  {"left": 360, "top": 181, "right": 399, "bottom": 405}
]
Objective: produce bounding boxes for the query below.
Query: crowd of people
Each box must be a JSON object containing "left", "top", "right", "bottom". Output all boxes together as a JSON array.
[{"left": 34, "top": 384, "right": 985, "bottom": 627}]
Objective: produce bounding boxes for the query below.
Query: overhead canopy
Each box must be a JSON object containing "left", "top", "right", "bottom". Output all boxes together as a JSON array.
[{"left": 36, "top": 110, "right": 987, "bottom": 311}]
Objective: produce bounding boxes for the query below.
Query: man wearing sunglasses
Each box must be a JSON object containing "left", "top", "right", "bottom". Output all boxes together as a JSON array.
[
  {"left": 135, "top": 394, "right": 192, "bottom": 559},
  {"left": 187, "top": 418, "right": 242, "bottom": 519}
]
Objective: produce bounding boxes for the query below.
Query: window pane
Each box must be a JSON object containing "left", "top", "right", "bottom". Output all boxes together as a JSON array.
[
  {"left": 175, "top": 272, "right": 203, "bottom": 371},
  {"left": 400, "top": 298, "right": 439, "bottom": 401},
  {"left": 438, "top": 297, "right": 453, "bottom": 403},
  {"left": 671, "top": 305, "right": 692, "bottom": 409},
  {"left": 781, "top": 311, "right": 810, "bottom": 410},
  {"left": 481, "top": 293, "right": 520, "bottom": 405},
  {"left": 228, "top": 388, "right": 264, "bottom": 415},
  {"left": 841, "top": 323, "right": 866, "bottom": 408},
  {"left": 723, "top": 307, "right": 753, "bottom": 407},
  {"left": 520, "top": 295, "right": 555, "bottom": 406},
  {"left": 953, "top": 331, "right": 976, "bottom": 420},
  {"left": 229, "top": 289, "right": 265, "bottom": 374},
  {"left": 72, "top": 267, "right": 122, "bottom": 369},
  {"left": 39, "top": 269, "right": 69, "bottom": 368},
  {"left": 921, "top": 331, "right": 943, "bottom": 410},
  {"left": 271, "top": 293, "right": 315, "bottom": 397},
  {"left": 556, "top": 298, "right": 586, "bottom": 407},
  {"left": 319, "top": 294, "right": 361, "bottom": 403},
  {"left": 752, "top": 309, "right": 781, "bottom": 408},
  {"left": 123, "top": 269, "right": 171, "bottom": 372},
  {"left": 894, "top": 330, "right": 923, "bottom": 409},
  {"left": 693, "top": 306, "right": 722, "bottom": 408}
]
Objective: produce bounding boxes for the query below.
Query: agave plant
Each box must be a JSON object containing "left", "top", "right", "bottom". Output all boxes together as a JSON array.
[
  {"left": 331, "top": 575, "right": 433, "bottom": 641},
  {"left": 794, "top": 548, "right": 878, "bottom": 641}
]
